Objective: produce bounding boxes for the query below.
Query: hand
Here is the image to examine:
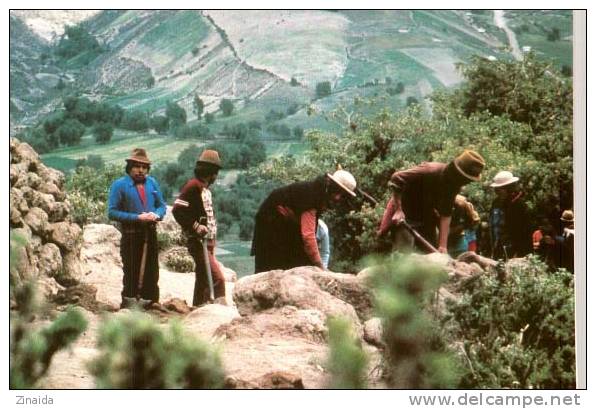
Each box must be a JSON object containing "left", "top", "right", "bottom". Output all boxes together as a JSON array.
[
  {"left": 438, "top": 246, "right": 448, "bottom": 254},
  {"left": 391, "top": 209, "right": 405, "bottom": 225},
  {"left": 138, "top": 212, "right": 158, "bottom": 222},
  {"left": 194, "top": 224, "right": 209, "bottom": 237}
]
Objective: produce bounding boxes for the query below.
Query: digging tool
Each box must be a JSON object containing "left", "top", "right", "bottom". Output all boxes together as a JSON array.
[
  {"left": 199, "top": 217, "right": 215, "bottom": 302},
  {"left": 398, "top": 220, "right": 439, "bottom": 254},
  {"left": 136, "top": 225, "right": 149, "bottom": 301}
]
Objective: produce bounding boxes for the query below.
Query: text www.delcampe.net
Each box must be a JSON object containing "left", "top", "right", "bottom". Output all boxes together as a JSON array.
[{"left": 408, "top": 392, "right": 581, "bottom": 408}]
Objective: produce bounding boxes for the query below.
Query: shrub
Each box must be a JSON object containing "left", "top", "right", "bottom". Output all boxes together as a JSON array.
[
  {"left": 66, "top": 165, "right": 122, "bottom": 225},
  {"left": 166, "top": 100, "right": 187, "bottom": 130},
  {"left": 326, "top": 317, "right": 368, "bottom": 389},
  {"left": 93, "top": 121, "right": 113, "bottom": 144},
  {"left": 445, "top": 257, "right": 575, "bottom": 388},
  {"left": 10, "top": 232, "right": 88, "bottom": 388},
  {"left": 368, "top": 255, "right": 461, "bottom": 388},
  {"left": 89, "top": 312, "right": 225, "bottom": 388},
  {"left": 163, "top": 247, "right": 195, "bottom": 273}
]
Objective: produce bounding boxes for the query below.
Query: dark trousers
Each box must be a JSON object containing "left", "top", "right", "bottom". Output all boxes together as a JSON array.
[
  {"left": 120, "top": 229, "right": 160, "bottom": 303},
  {"left": 186, "top": 238, "right": 225, "bottom": 306}
]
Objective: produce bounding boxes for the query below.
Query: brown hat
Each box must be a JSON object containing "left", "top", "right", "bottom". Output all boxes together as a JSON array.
[
  {"left": 560, "top": 210, "right": 574, "bottom": 223},
  {"left": 197, "top": 149, "right": 222, "bottom": 168},
  {"left": 453, "top": 149, "right": 485, "bottom": 181},
  {"left": 126, "top": 148, "right": 151, "bottom": 164}
]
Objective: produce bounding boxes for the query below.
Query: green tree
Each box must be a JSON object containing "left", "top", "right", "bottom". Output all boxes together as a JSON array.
[
  {"left": 55, "top": 24, "right": 102, "bottom": 61},
  {"left": 316, "top": 81, "right": 332, "bottom": 98},
  {"left": 93, "top": 122, "right": 113, "bottom": 144},
  {"left": 150, "top": 115, "right": 169, "bottom": 134},
  {"left": 56, "top": 118, "right": 85, "bottom": 146},
  {"left": 193, "top": 94, "right": 205, "bottom": 120},
  {"left": 166, "top": 101, "right": 187, "bottom": 130},
  {"left": 219, "top": 98, "right": 234, "bottom": 117},
  {"left": 290, "top": 77, "right": 299, "bottom": 86},
  {"left": 204, "top": 112, "right": 215, "bottom": 124},
  {"left": 120, "top": 110, "right": 150, "bottom": 132}
]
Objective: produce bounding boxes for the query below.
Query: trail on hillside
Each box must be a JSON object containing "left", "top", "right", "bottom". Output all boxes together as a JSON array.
[{"left": 494, "top": 10, "right": 523, "bottom": 61}]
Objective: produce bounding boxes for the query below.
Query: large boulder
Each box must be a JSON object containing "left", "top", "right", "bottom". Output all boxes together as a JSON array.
[
  {"left": 233, "top": 267, "right": 363, "bottom": 333},
  {"left": 183, "top": 303, "right": 241, "bottom": 339},
  {"left": 49, "top": 221, "right": 82, "bottom": 251}
]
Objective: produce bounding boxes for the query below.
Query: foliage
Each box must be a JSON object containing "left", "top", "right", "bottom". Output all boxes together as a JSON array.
[
  {"left": 326, "top": 317, "right": 368, "bottom": 389},
  {"left": 219, "top": 98, "right": 234, "bottom": 117},
  {"left": 120, "top": 109, "right": 150, "bottom": 132},
  {"left": 444, "top": 257, "right": 575, "bottom": 388},
  {"left": 151, "top": 115, "right": 169, "bottom": 134},
  {"left": 174, "top": 123, "right": 210, "bottom": 139},
  {"left": 204, "top": 112, "right": 215, "bottom": 124},
  {"left": 193, "top": 94, "right": 204, "bottom": 120},
  {"left": 164, "top": 248, "right": 195, "bottom": 273},
  {"left": 10, "top": 231, "right": 88, "bottom": 389},
  {"left": 56, "top": 118, "right": 85, "bottom": 146},
  {"left": 89, "top": 312, "right": 225, "bottom": 389},
  {"left": 55, "top": 24, "right": 102, "bottom": 62},
  {"left": 316, "top": 81, "right": 332, "bottom": 98},
  {"left": 66, "top": 164, "right": 122, "bottom": 225},
  {"left": 93, "top": 122, "right": 114, "bottom": 144},
  {"left": 368, "top": 255, "right": 461, "bottom": 388},
  {"left": 255, "top": 54, "right": 573, "bottom": 266},
  {"left": 76, "top": 154, "right": 105, "bottom": 170},
  {"left": 166, "top": 100, "right": 187, "bottom": 130}
]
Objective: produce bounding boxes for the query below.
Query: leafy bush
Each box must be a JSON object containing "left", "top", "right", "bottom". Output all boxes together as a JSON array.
[
  {"left": 166, "top": 100, "right": 187, "bottom": 129},
  {"left": 55, "top": 24, "right": 102, "bottom": 62},
  {"left": 163, "top": 247, "right": 195, "bottom": 273},
  {"left": 10, "top": 232, "right": 88, "bottom": 389},
  {"left": 93, "top": 122, "right": 114, "bottom": 144},
  {"left": 326, "top": 317, "right": 368, "bottom": 389},
  {"left": 66, "top": 165, "right": 122, "bottom": 225},
  {"left": 368, "top": 255, "right": 461, "bottom": 388},
  {"left": 445, "top": 257, "right": 575, "bottom": 388},
  {"left": 89, "top": 312, "right": 225, "bottom": 388}
]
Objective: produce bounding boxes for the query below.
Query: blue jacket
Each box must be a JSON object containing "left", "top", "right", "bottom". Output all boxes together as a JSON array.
[{"left": 108, "top": 175, "right": 167, "bottom": 223}]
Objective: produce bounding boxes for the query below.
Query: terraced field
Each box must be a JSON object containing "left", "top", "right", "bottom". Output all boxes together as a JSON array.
[{"left": 40, "top": 131, "right": 206, "bottom": 172}]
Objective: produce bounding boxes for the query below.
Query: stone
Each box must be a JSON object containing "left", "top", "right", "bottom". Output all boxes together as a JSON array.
[
  {"left": 31, "top": 191, "right": 56, "bottom": 216},
  {"left": 49, "top": 221, "right": 82, "bottom": 251},
  {"left": 27, "top": 172, "right": 42, "bottom": 189},
  {"left": 233, "top": 268, "right": 362, "bottom": 334},
  {"left": 183, "top": 303, "right": 241, "bottom": 339},
  {"left": 23, "top": 207, "right": 49, "bottom": 236},
  {"left": 39, "top": 181, "right": 65, "bottom": 201},
  {"left": 225, "top": 371, "right": 305, "bottom": 389},
  {"left": 48, "top": 201, "right": 70, "bottom": 222},
  {"left": 36, "top": 243, "right": 62, "bottom": 278},
  {"left": 215, "top": 306, "right": 328, "bottom": 344},
  {"left": 60, "top": 251, "right": 83, "bottom": 285},
  {"left": 162, "top": 297, "right": 191, "bottom": 314},
  {"left": 363, "top": 317, "right": 384, "bottom": 348}
]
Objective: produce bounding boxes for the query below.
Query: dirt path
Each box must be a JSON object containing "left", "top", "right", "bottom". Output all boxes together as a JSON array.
[{"left": 494, "top": 10, "right": 523, "bottom": 61}]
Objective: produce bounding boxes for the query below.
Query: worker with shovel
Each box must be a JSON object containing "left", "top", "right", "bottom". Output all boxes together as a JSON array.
[
  {"left": 173, "top": 150, "right": 225, "bottom": 306},
  {"left": 377, "top": 149, "right": 485, "bottom": 254},
  {"left": 108, "top": 148, "right": 167, "bottom": 309}
]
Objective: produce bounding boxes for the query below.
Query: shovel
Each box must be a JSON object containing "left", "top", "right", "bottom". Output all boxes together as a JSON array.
[
  {"left": 136, "top": 225, "right": 149, "bottom": 301},
  {"left": 199, "top": 217, "right": 215, "bottom": 302}
]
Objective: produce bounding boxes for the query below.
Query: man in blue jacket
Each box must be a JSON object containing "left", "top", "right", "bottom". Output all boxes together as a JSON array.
[{"left": 108, "top": 148, "right": 167, "bottom": 308}]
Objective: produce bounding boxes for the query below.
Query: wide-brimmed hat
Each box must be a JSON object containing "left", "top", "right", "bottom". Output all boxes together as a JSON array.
[
  {"left": 197, "top": 150, "right": 222, "bottom": 168},
  {"left": 126, "top": 148, "right": 151, "bottom": 165},
  {"left": 490, "top": 170, "right": 519, "bottom": 188},
  {"left": 327, "top": 170, "right": 357, "bottom": 197},
  {"left": 453, "top": 149, "right": 485, "bottom": 181},
  {"left": 560, "top": 210, "right": 574, "bottom": 223}
]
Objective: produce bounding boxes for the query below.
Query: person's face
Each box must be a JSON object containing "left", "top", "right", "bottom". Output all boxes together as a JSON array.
[
  {"left": 206, "top": 170, "right": 219, "bottom": 186},
  {"left": 130, "top": 162, "right": 149, "bottom": 182},
  {"left": 494, "top": 186, "right": 509, "bottom": 200}
]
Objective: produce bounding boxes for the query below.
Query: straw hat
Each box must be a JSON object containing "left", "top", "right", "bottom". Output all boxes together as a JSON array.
[
  {"left": 453, "top": 150, "right": 485, "bottom": 181},
  {"left": 126, "top": 148, "right": 151, "bottom": 164},
  {"left": 197, "top": 150, "right": 222, "bottom": 168},
  {"left": 327, "top": 170, "right": 357, "bottom": 197},
  {"left": 490, "top": 171, "right": 519, "bottom": 188}
]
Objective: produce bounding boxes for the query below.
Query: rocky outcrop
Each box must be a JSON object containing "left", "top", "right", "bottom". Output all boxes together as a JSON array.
[{"left": 10, "top": 138, "right": 83, "bottom": 294}]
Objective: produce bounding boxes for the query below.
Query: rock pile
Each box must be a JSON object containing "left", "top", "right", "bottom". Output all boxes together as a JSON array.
[{"left": 10, "top": 138, "right": 83, "bottom": 297}]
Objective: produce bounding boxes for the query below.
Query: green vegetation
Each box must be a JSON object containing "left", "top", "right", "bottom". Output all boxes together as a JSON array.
[
  {"left": 220, "top": 98, "right": 234, "bottom": 117},
  {"left": 55, "top": 24, "right": 103, "bottom": 65},
  {"left": 326, "top": 317, "right": 368, "bottom": 389},
  {"left": 445, "top": 257, "right": 575, "bottom": 388},
  {"left": 369, "top": 255, "right": 460, "bottom": 388},
  {"left": 66, "top": 165, "right": 122, "bottom": 224},
  {"left": 316, "top": 81, "right": 332, "bottom": 98},
  {"left": 10, "top": 232, "right": 88, "bottom": 389},
  {"left": 89, "top": 312, "right": 225, "bottom": 388}
]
